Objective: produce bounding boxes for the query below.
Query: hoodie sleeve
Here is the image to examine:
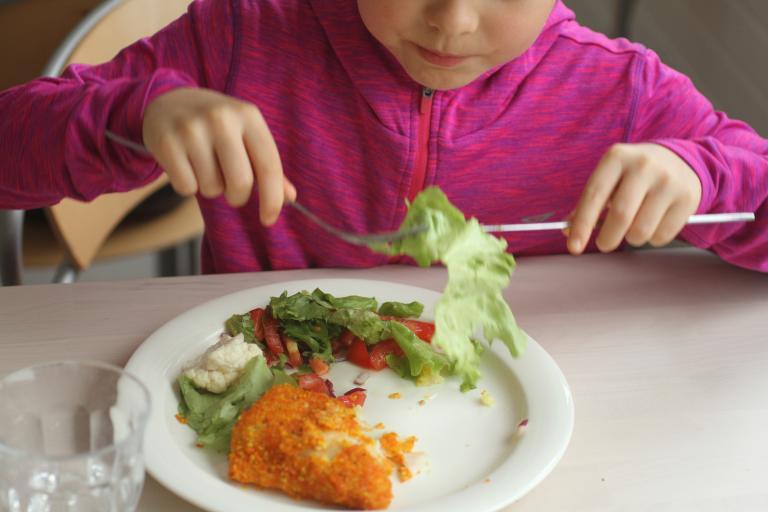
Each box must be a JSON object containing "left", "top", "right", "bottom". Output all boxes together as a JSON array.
[
  {"left": 0, "top": 0, "right": 235, "bottom": 209},
  {"left": 628, "top": 49, "right": 768, "bottom": 272}
]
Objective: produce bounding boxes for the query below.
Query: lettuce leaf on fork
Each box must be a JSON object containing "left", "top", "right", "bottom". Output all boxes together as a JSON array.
[{"left": 373, "top": 187, "right": 527, "bottom": 391}]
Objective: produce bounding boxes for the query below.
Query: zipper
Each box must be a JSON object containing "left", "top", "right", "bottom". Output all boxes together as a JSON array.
[
  {"left": 387, "top": 87, "right": 433, "bottom": 264},
  {"left": 407, "top": 87, "right": 434, "bottom": 201}
]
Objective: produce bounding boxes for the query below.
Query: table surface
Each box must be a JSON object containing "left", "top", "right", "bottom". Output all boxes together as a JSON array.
[{"left": 1, "top": 248, "right": 767, "bottom": 512}]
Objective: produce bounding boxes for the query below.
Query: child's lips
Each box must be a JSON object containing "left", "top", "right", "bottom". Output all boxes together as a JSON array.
[{"left": 415, "top": 45, "right": 469, "bottom": 68}]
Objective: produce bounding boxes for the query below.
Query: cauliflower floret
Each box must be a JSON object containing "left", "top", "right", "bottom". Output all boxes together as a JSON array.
[{"left": 184, "top": 333, "right": 263, "bottom": 393}]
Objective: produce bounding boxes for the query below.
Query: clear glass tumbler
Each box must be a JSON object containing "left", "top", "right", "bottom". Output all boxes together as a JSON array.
[{"left": 0, "top": 360, "right": 151, "bottom": 512}]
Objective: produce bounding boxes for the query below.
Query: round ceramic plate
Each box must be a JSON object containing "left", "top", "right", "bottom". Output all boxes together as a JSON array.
[{"left": 125, "top": 278, "right": 573, "bottom": 512}]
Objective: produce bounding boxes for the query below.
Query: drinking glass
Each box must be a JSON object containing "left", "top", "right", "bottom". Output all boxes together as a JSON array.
[{"left": 0, "top": 360, "right": 151, "bottom": 512}]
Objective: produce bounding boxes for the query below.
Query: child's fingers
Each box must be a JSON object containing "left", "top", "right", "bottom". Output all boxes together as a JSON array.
[
  {"left": 649, "top": 201, "right": 691, "bottom": 247},
  {"left": 567, "top": 149, "right": 624, "bottom": 254},
  {"left": 283, "top": 178, "right": 297, "bottom": 203},
  {"left": 243, "top": 110, "right": 285, "bottom": 226},
  {"left": 213, "top": 127, "right": 254, "bottom": 208},
  {"left": 594, "top": 171, "right": 651, "bottom": 253},
  {"left": 153, "top": 136, "right": 198, "bottom": 197},
  {"left": 184, "top": 125, "right": 224, "bottom": 200},
  {"left": 624, "top": 187, "right": 675, "bottom": 247}
]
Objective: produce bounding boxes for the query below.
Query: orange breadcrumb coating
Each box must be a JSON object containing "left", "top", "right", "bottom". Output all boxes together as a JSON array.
[
  {"left": 229, "top": 384, "right": 393, "bottom": 510},
  {"left": 380, "top": 432, "right": 417, "bottom": 482}
]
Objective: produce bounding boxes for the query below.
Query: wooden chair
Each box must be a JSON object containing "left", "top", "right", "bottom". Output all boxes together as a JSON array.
[{"left": 0, "top": 0, "right": 203, "bottom": 285}]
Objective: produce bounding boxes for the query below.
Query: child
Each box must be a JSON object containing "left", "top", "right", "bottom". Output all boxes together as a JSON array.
[{"left": 0, "top": 0, "right": 765, "bottom": 273}]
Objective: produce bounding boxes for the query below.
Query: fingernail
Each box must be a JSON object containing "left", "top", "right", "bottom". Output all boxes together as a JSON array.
[{"left": 571, "top": 238, "right": 583, "bottom": 253}]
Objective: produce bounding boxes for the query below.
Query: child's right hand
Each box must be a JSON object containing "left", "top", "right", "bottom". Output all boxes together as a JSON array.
[{"left": 142, "top": 88, "right": 296, "bottom": 225}]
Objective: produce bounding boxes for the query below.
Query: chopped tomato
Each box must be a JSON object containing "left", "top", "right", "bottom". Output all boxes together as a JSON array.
[
  {"left": 309, "top": 357, "right": 329, "bottom": 376},
  {"left": 338, "top": 388, "right": 367, "bottom": 408},
  {"left": 262, "top": 312, "right": 284, "bottom": 355},
  {"left": 401, "top": 319, "right": 434, "bottom": 342},
  {"left": 339, "top": 329, "right": 359, "bottom": 347},
  {"left": 382, "top": 317, "right": 435, "bottom": 342},
  {"left": 369, "top": 340, "right": 403, "bottom": 370},
  {"left": 282, "top": 335, "right": 303, "bottom": 368},
  {"left": 249, "top": 308, "right": 265, "bottom": 341},
  {"left": 347, "top": 338, "right": 375, "bottom": 370},
  {"left": 296, "top": 373, "right": 329, "bottom": 395}
]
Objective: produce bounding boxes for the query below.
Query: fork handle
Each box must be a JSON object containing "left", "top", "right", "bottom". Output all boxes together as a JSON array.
[{"left": 483, "top": 212, "right": 756, "bottom": 233}]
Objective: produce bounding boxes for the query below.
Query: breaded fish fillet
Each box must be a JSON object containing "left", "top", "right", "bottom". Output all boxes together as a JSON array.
[{"left": 229, "top": 384, "right": 393, "bottom": 510}]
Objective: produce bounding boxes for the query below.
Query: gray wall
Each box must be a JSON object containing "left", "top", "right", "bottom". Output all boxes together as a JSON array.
[{"left": 566, "top": 0, "right": 768, "bottom": 137}]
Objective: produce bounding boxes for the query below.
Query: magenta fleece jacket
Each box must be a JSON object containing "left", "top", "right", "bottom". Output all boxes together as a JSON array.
[{"left": 1, "top": 0, "right": 766, "bottom": 272}]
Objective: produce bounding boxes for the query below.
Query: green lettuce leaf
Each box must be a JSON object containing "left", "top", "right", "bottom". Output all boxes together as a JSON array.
[
  {"left": 378, "top": 301, "right": 424, "bottom": 318},
  {"left": 387, "top": 322, "right": 449, "bottom": 385},
  {"left": 224, "top": 313, "right": 255, "bottom": 343},
  {"left": 270, "top": 289, "right": 377, "bottom": 321},
  {"left": 177, "top": 356, "right": 274, "bottom": 452},
  {"left": 373, "top": 186, "right": 527, "bottom": 391}
]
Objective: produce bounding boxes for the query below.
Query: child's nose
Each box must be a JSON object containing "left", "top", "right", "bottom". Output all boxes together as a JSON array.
[{"left": 424, "top": 0, "right": 480, "bottom": 36}]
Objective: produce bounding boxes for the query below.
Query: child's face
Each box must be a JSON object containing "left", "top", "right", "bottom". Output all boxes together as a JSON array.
[{"left": 357, "top": 0, "right": 556, "bottom": 90}]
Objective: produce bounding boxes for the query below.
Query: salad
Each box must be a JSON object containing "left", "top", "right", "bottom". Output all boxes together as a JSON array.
[{"left": 177, "top": 288, "right": 442, "bottom": 452}]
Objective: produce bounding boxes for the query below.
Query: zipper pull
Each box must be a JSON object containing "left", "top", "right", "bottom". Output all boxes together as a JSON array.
[{"left": 420, "top": 87, "right": 434, "bottom": 114}]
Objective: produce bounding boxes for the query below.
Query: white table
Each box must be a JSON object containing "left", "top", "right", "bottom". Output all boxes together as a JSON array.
[{"left": 1, "top": 248, "right": 767, "bottom": 511}]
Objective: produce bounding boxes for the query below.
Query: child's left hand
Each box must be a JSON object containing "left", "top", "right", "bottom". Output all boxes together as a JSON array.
[{"left": 566, "top": 143, "right": 702, "bottom": 254}]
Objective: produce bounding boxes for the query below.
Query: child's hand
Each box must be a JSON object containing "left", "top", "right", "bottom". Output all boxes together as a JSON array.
[
  {"left": 567, "top": 143, "right": 702, "bottom": 254},
  {"left": 142, "top": 88, "right": 295, "bottom": 225}
]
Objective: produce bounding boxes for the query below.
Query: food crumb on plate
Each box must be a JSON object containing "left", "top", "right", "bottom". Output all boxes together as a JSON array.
[
  {"left": 380, "top": 433, "right": 419, "bottom": 482},
  {"left": 388, "top": 392, "right": 402, "bottom": 399},
  {"left": 515, "top": 419, "right": 529, "bottom": 438},
  {"left": 479, "top": 389, "right": 495, "bottom": 406},
  {"left": 418, "top": 399, "right": 426, "bottom": 406}
]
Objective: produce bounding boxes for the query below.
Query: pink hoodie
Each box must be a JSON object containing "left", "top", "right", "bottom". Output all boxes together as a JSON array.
[{"left": 1, "top": 0, "right": 766, "bottom": 272}]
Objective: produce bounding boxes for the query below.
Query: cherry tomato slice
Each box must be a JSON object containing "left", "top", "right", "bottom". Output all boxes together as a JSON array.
[
  {"left": 297, "top": 373, "right": 330, "bottom": 395},
  {"left": 381, "top": 316, "right": 435, "bottom": 342},
  {"left": 262, "top": 312, "right": 284, "bottom": 355},
  {"left": 249, "top": 308, "right": 265, "bottom": 341},
  {"left": 347, "top": 338, "right": 374, "bottom": 370},
  {"left": 369, "top": 339, "right": 403, "bottom": 370},
  {"left": 339, "top": 329, "right": 358, "bottom": 347},
  {"left": 338, "top": 389, "right": 367, "bottom": 407}
]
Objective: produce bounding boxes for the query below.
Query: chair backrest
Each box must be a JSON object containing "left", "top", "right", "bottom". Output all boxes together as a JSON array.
[{"left": 44, "top": 0, "right": 192, "bottom": 270}]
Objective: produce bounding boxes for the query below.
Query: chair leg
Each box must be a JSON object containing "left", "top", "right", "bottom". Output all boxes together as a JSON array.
[
  {"left": 158, "top": 247, "right": 179, "bottom": 277},
  {"left": 188, "top": 237, "right": 201, "bottom": 275},
  {"left": 0, "top": 209, "right": 25, "bottom": 286},
  {"left": 53, "top": 256, "right": 79, "bottom": 284}
]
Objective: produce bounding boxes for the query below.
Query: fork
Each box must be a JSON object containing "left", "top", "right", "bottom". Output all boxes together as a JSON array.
[{"left": 288, "top": 201, "right": 428, "bottom": 245}]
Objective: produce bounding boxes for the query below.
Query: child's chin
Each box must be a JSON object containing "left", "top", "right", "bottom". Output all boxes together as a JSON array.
[{"left": 410, "top": 69, "right": 481, "bottom": 91}]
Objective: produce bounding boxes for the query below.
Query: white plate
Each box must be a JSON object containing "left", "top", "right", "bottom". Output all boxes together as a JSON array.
[{"left": 125, "top": 278, "right": 573, "bottom": 512}]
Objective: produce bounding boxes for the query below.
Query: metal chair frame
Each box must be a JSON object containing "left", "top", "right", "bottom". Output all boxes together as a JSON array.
[{"left": 0, "top": 0, "right": 198, "bottom": 285}]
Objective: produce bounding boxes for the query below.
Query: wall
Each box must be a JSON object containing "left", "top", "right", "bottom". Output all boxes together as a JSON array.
[{"left": 566, "top": 0, "right": 768, "bottom": 136}]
